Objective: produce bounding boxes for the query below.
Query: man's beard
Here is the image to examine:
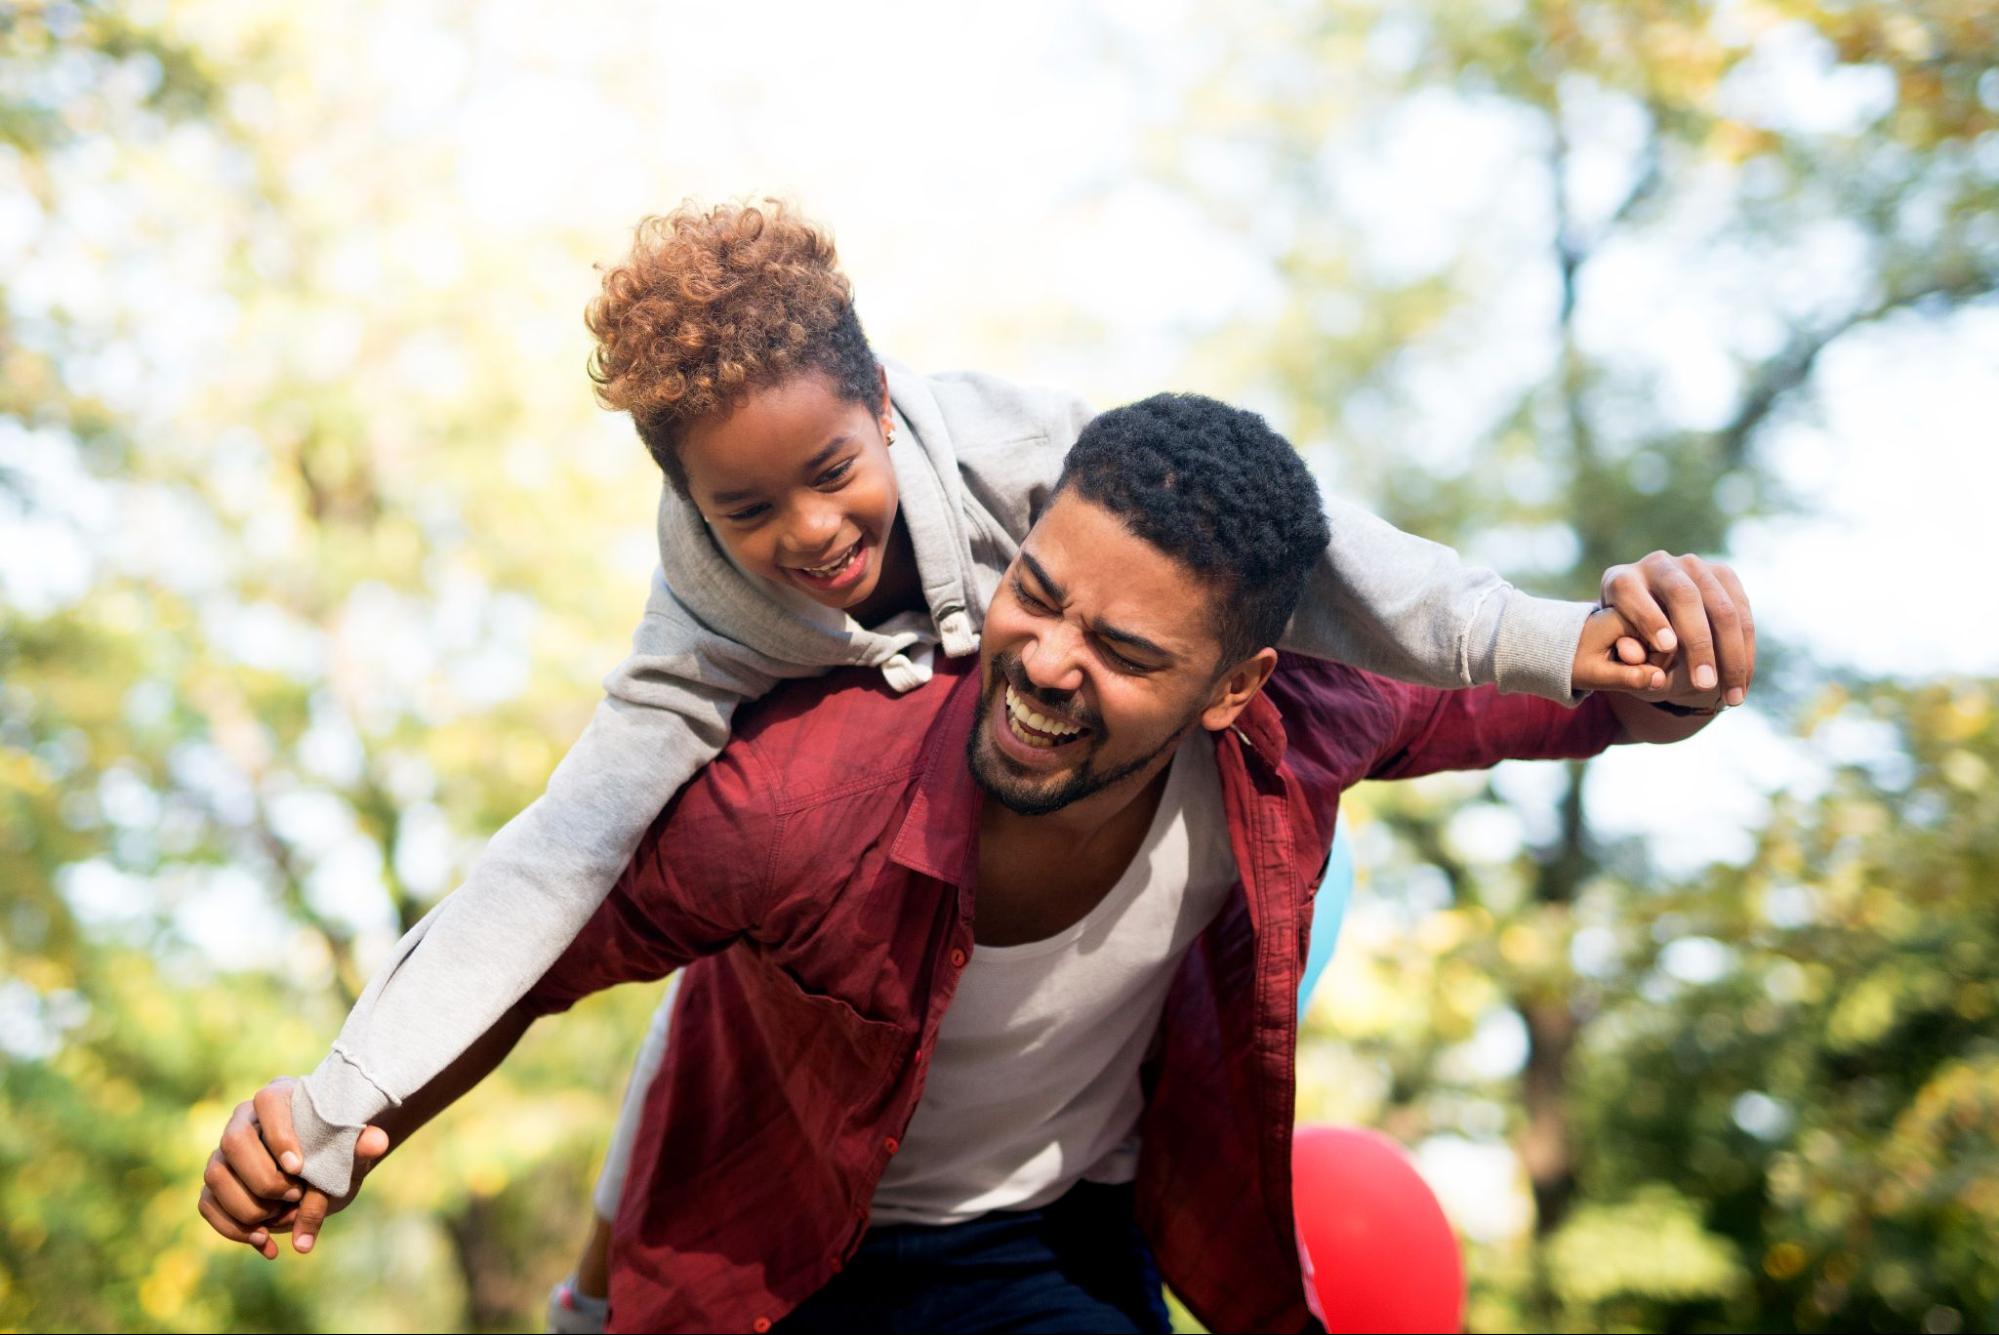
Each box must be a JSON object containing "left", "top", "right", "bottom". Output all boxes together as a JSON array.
[{"left": 967, "top": 652, "right": 1201, "bottom": 816}]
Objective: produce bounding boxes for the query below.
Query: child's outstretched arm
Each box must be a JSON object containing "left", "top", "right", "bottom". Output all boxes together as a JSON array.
[
  {"left": 284, "top": 568, "right": 798, "bottom": 1198},
  {"left": 1284, "top": 505, "right": 1756, "bottom": 705},
  {"left": 1283, "top": 496, "right": 1599, "bottom": 703},
  {"left": 203, "top": 732, "right": 772, "bottom": 1258}
]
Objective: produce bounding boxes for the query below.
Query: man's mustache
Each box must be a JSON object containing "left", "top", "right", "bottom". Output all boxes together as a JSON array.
[{"left": 992, "top": 652, "right": 1104, "bottom": 734}]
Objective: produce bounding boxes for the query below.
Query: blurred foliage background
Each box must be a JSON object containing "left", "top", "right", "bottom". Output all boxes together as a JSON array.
[{"left": 2, "top": 0, "right": 1994, "bottom": 1331}]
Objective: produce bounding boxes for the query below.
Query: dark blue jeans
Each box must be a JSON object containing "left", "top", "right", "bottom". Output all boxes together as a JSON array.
[{"left": 774, "top": 1181, "right": 1174, "bottom": 1334}]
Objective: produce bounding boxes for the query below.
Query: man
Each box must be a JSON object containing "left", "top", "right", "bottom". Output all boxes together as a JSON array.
[{"left": 198, "top": 394, "right": 1741, "bottom": 1332}]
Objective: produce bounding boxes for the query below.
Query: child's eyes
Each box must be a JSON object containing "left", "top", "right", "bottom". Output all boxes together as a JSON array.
[
  {"left": 725, "top": 502, "right": 770, "bottom": 523},
  {"left": 816, "top": 459, "right": 855, "bottom": 488}
]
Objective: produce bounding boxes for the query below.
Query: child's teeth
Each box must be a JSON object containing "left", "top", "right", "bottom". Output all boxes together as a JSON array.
[{"left": 805, "top": 544, "right": 856, "bottom": 577}]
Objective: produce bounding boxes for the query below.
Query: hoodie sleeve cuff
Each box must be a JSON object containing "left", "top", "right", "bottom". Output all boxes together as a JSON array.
[
  {"left": 291, "top": 1050, "right": 393, "bottom": 1197},
  {"left": 1469, "top": 590, "right": 1595, "bottom": 706}
]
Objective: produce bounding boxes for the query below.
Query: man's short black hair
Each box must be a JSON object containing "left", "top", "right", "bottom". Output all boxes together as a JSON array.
[{"left": 1053, "top": 393, "right": 1329, "bottom": 668}]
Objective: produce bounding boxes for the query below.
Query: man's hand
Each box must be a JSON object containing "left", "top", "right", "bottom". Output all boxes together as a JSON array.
[
  {"left": 1572, "top": 551, "right": 1756, "bottom": 704},
  {"left": 1603, "top": 636, "right": 1730, "bottom": 743},
  {"left": 197, "top": 1077, "right": 388, "bottom": 1259}
]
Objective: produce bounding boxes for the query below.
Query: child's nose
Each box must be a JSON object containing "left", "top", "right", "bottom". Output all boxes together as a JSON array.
[{"left": 783, "top": 503, "right": 843, "bottom": 554}]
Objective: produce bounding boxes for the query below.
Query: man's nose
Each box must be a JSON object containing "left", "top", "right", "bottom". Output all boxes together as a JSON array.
[{"left": 1020, "top": 624, "right": 1086, "bottom": 696}]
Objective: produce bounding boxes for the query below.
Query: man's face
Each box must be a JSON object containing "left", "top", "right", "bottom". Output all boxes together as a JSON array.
[{"left": 970, "top": 490, "right": 1263, "bottom": 816}]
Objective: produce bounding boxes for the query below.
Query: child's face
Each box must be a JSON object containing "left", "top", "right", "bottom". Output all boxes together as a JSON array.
[{"left": 679, "top": 369, "right": 901, "bottom": 612}]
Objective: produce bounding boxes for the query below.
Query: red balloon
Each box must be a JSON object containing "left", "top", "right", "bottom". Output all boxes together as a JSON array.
[{"left": 1292, "top": 1125, "right": 1466, "bottom": 1334}]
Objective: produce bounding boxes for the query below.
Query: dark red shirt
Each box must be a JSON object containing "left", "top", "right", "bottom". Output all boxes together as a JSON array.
[{"left": 525, "top": 654, "right": 1623, "bottom": 1333}]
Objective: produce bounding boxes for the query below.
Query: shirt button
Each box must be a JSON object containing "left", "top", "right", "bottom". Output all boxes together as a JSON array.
[
  {"left": 950, "top": 948, "right": 968, "bottom": 968},
  {"left": 884, "top": 1136, "right": 900, "bottom": 1155},
  {"left": 753, "top": 1320, "right": 772, "bottom": 1333}
]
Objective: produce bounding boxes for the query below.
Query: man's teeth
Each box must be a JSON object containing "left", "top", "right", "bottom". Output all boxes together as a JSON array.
[{"left": 1005, "top": 684, "right": 1084, "bottom": 747}]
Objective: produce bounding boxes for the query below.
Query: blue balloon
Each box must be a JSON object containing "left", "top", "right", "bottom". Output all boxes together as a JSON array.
[{"left": 1299, "top": 826, "right": 1355, "bottom": 1018}]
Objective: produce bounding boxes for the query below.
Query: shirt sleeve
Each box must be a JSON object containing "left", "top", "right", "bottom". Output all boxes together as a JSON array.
[
  {"left": 1366, "top": 679, "right": 1626, "bottom": 782},
  {"left": 1280, "top": 496, "right": 1596, "bottom": 706},
  {"left": 522, "top": 741, "right": 777, "bottom": 1016}
]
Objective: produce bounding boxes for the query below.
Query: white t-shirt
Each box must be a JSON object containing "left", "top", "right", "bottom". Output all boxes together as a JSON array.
[{"left": 869, "top": 730, "right": 1239, "bottom": 1226}]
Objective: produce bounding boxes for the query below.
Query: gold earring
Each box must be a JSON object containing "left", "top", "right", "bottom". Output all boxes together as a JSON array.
[{"left": 885, "top": 426, "right": 896, "bottom": 447}]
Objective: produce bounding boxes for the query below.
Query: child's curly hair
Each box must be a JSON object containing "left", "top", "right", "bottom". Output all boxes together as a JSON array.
[{"left": 586, "top": 200, "right": 881, "bottom": 487}]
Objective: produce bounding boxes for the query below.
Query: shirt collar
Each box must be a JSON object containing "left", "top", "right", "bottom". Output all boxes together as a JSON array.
[
  {"left": 1232, "top": 685, "right": 1289, "bottom": 771},
  {"left": 887, "top": 662, "right": 988, "bottom": 886},
  {"left": 886, "top": 661, "right": 1293, "bottom": 887}
]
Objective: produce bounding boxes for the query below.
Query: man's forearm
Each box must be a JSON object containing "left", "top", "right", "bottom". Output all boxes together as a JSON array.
[
  {"left": 1607, "top": 692, "right": 1718, "bottom": 745},
  {"left": 374, "top": 1003, "right": 538, "bottom": 1154}
]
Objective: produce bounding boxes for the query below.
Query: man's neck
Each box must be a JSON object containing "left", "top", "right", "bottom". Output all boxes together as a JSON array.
[{"left": 972, "top": 744, "right": 1183, "bottom": 948}]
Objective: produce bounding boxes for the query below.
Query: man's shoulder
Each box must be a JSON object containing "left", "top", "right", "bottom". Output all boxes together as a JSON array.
[
  {"left": 720, "top": 654, "right": 969, "bottom": 813},
  {"left": 1265, "top": 653, "right": 1619, "bottom": 786},
  {"left": 1265, "top": 653, "right": 1405, "bottom": 723},
  {"left": 1262, "top": 653, "right": 1409, "bottom": 779}
]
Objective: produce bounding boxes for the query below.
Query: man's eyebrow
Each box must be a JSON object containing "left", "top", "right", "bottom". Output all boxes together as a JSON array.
[
  {"left": 708, "top": 436, "right": 855, "bottom": 505},
  {"left": 1018, "top": 549, "right": 1174, "bottom": 663},
  {"left": 1089, "top": 619, "right": 1173, "bottom": 663},
  {"left": 1018, "top": 550, "right": 1065, "bottom": 604}
]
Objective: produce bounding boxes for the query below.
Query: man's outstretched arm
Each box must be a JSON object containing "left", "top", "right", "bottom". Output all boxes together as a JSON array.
[{"left": 1602, "top": 675, "right": 1724, "bottom": 745}]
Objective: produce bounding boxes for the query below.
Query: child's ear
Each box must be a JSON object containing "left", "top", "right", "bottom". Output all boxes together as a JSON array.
[{"left": 877, "top": 365, "right": 893, "bottom": 441}]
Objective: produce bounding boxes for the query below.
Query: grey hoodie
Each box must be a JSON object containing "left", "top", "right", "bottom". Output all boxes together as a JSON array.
[{"left": 290, "top": 361, "right": 1591, "bottom": 1194}]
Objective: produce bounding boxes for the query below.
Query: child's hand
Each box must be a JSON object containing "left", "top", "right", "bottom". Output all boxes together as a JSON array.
[
  {"left": 1575, "top": 551, "right": 1755, "bottom": 704},
  {"left": 1572, "top": 604, "right": 1664, "bottom": 694},
  {"left": 197, "top": 1076, "right": 389, "bottom": 1259}
]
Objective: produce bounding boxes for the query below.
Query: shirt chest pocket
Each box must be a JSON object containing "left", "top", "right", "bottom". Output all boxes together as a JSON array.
[{"left": 750, "top": 972, "right": 910, "bottom": 1147}]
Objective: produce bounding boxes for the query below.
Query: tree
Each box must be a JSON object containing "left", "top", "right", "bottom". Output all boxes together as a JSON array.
[
  {"left": 1155, "top": 0, "right": 1998, "bottom": 1325},
  {"left": 1, "top": 3, "right": 662, "bottom": 1328},
  {"left": 1561, "top": 677, "right": 1999, "bottom": 1332}
]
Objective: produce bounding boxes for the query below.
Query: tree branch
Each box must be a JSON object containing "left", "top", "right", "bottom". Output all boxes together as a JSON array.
[
  {"left": 352, "top": 766, "right": 427, "bottom": 937},
  {"left": 1715, "top": 271, "right": 1999, "bottom": 468},
  {"left": 233, "top": 792, "right": 365, "bottom": 1008},
  {"left": 1378, "top": 806, "right": 1481, "bottom": 909},
  {"left": 1605, "top": 118, "right": 1665, "bottom": 232}
]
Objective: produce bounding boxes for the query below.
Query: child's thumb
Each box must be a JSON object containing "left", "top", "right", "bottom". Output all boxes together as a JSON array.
[{"left": 355, "top": 1124, "right": 391, "bottom": 1162}]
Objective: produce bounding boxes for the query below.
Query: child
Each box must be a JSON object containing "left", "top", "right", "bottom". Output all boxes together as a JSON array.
[{"left": 251, "top": 200, "right": 1694, "bottom": 1230}]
